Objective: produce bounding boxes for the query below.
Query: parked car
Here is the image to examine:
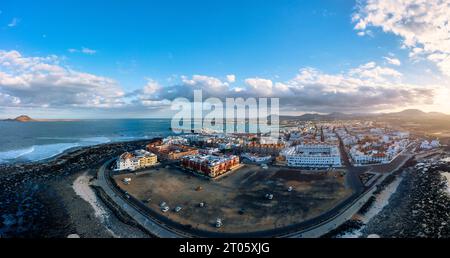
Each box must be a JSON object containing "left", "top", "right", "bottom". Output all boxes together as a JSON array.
[{"left": 161, "top": 206, "right": 170, "bottom": 213}]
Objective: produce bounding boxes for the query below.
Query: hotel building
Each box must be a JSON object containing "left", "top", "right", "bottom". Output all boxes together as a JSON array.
[
  {"left": 282, "top": 144, "right": 342, "bottom": 168},
  {"left": 146, "top": 141, "right": 198, "bottom": 161},
  {"left": 116, "top": 149, "right": 158, "bottom": 171},
  {"left": 181, "top": 154, "right": 240, "bottom": 178}
]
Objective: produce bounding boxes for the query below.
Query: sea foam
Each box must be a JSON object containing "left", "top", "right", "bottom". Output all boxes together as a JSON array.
[{"left": 0, "top": 136, "right": 112, "bottom": 163}]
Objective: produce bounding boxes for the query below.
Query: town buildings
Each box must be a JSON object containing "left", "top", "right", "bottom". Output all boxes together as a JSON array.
[
  {"left": 241, "top": 153, "right": 272, "bottom": 163},
  {"left": 116, "top": 149, "right": 158, "bottom": 171},
  {"left": 147, "top": 141, "right": 198, "bottom": 160},
  {"left": 420, "top": 140, "right": 441, "bottom": 150},
  {"left": 181, "top": 154, "right": 240, "bottom": 178},
  {"left": 236, "top": 142, "right": 286, "bottom": 155},
  {"left": 282, "top": 144, "right": 342, "bottom": 168},
  {"left": 335, "top": 122, "right": 410, "bottom": 166}
]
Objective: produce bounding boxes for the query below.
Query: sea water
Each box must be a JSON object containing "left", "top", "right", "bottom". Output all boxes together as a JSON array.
[
  {"left": 0, "top": 118, "right": 275, "bottom": 164},
  {"left": 0, "top": 119, "right": 172, "bottom": 163}
]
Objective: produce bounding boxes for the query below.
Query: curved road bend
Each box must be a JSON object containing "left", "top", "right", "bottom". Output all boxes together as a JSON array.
[
  {"left": 96, "top": 159, "right": 189, "bottom": 238},
  {"left": 95, "top": 151, "right": 411, "bottom": 238},
  {"left": 96, "top": 159, "right": 368, "bottom": 238}
]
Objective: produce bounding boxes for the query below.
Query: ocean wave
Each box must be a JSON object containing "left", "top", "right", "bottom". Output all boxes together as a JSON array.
[
  {"left": 79, "top": 136, "right": 111, "bottom": 145},
  {"left": 36, "top": 136, "right": 111, "bottom": 144},
  {"left": 0, "top": 143, "right": 80, "bottom": 163},
  {"left": 0, "top": 136, "right": 114, "bottom": 163},
  {"left": 0, "top": 146, "right": 36, "bottom": 162},
  {"left": 0, "top": 134, "right": 165, "bottom": 164}
]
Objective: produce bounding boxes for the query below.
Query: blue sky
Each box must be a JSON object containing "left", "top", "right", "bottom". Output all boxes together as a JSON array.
[{"left": 0, "top": 0, "right": 449, "bottom": 118}]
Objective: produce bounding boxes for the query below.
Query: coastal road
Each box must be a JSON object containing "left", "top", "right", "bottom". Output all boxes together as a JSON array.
[
  {"left": 284, "top": 151, "right": 414, "bottom": 237},
  {"left": 284, "top": 186, "right": 377, "bottom": 238},
  {"left": 95, "top": 159, "right": 188, "bottom": 238},
  {"left": 95, "top": 159, "right": 371, "bottom": 238},
  {"left": 95, "top": 152, "right": 412, "bottom": 238}
]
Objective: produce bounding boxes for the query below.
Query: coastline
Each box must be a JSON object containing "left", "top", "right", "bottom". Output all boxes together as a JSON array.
[
  {"left": 0, "top": 136, "right": 156, "bottom": 167},
  {"left": 0, "top": 138, "right": 159, "bottom": 237},
  {"left": 1, "top": 136, "right": 449, "bottom": 238},
  {"left": 359, "top": 159, "right": 450, "bottom": 238},
  {"left": 338, "top": 173, "right": 404, "bottom": 238}
]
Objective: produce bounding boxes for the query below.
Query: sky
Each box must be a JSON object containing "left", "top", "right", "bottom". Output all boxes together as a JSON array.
[{"left": 0, "top": 0, "right": 449, "bottom": 118}]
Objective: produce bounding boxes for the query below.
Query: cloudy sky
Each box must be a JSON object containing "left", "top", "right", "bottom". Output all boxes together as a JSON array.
[{"left": 0, "top": 0, "right": 449, "bottom": 118}]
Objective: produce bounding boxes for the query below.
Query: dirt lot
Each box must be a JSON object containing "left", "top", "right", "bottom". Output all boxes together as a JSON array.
[{"left": 113, "top": 165, "right": 351, "bottom": 233}]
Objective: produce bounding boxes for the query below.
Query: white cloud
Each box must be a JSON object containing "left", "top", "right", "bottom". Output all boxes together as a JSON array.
[
  {"left": 226, "top": 74, "right": 236, "bottom": 83},
  {"left": 136, "top": 62, "right": 436, "bottom": 113},
  {"left": 142, "top": 79, "right": 161, "bottom": 95},
  {"left": 181, "top": 74, "right": 230, "bottom": 94},
  {"left": 68, "top": 47, "right": 97, "bottom": 55},
  {"left": 383, "top": 56, "right": 401, "bottom": 66},
  {"left": 7, "top": 18, "right": 19, "bottom": 27},
  {"left": 0, "top": 50, "right": 124, "bottom": 108},
  {"left": 0, "top": 92, "right": 20, "bottom": 106},
  {"left": 245, "top": 78, "right": 274, "bottom": 96},
  {"left": 0, "top": 50, "right": 442, "bottom": 114},
  {"left": 81, "top": 47, "right": 97, "bottom": 55},
  {"left": 283, "top": 64, "right": 435, "bottom": 112},
  {"left": 353, "top": 0, "right": 450, "bottom": 76},
  {"left": 349, "top": 62, "right": 402, "bottom": 81}
]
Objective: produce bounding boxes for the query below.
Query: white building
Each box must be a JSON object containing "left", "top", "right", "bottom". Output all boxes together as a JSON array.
[
  {"left": 282, "top": 144, "right": 342, "bottom": 168},
  {"left": 395, "top": 131, "right": 410, "bottom": 139},
  {"left": 420, "top": 140, "right": 441, "bottom": 150},
  {"left": 116, "top": 149, "right": 157, "bottom": 171},
  {"left": 350, "top": 151, "right": 389, "bottom": 165},
  {"left": 349, "top": 139, "right": 408, "bottom": 165},
  {"left": 241, "top": 153, "right": 272, "bottom": 163},
  {"left": 199, "top": 148, "right": 220, "bottom": 155},
  {"left": 163, "top": 136, "right": 188, "bottom": 145},
  {"left": 117, "top": 152, "right": 139, "bottom": 171}
]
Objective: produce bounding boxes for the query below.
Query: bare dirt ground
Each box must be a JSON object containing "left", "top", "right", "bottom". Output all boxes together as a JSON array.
[
  {"left": 39, "top": 169, "right": 150, "bottom": 238},
  {"left": 114, "top": 165, "right": 351, "bottom": 233}
]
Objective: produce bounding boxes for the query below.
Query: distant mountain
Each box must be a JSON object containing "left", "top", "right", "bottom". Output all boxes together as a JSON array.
[
  {"left": 2, "top": 115, "right": 82, "bottom": 122},
  {"left": 381, "top": 109, "right": 426, "bottom": 117},
  {"left": 280, "top": 112, "right": 366, "bottom": 121},
  {"left": 280, "top": 109, "right": 450, "bottom": 122},
  {"left": 378, "top": 109, "right": 450, "bottom": 120},
  {"left": 3, "top": 115, "right": 36, "bottom": 122}
]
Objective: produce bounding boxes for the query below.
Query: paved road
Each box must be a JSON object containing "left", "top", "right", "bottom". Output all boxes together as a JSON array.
[
  {"left": 95, "top": 159, "right": 187, "bottom": 238},
  {"left": 285, "top": 186, "right": 377, "bottom": 238},
  {"left": 95, "top": 152, "right": 412, "bottom": 238}
]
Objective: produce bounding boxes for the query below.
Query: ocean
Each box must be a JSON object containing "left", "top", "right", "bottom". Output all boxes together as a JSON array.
[
  {"left": 0, "top": 119, "right": 173, "bottom": 164},
  {"left": 0, "top": 118, "right": 278, "bottom": 164}
]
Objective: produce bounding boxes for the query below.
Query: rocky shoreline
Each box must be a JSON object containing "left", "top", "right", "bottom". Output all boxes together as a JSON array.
[
  {"left": 360, "top": 159, "right": 450, "bottom": 238},
  {"left": 326, "top": 155, "right": 450, "bottom": 238},
  {"left": 2, "top": 138, "right": 449, "bottom": 238},
  {"left": 0, "top": 139, "right": 159, "bottom": 238}
]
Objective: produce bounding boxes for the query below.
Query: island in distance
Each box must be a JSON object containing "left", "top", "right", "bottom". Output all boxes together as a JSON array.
[
  {"left": 2, "top": 115, "right": 36, "bottom": 122},
  {"left": 2, "top": 115, "right": 78, "bottom": 122}
]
